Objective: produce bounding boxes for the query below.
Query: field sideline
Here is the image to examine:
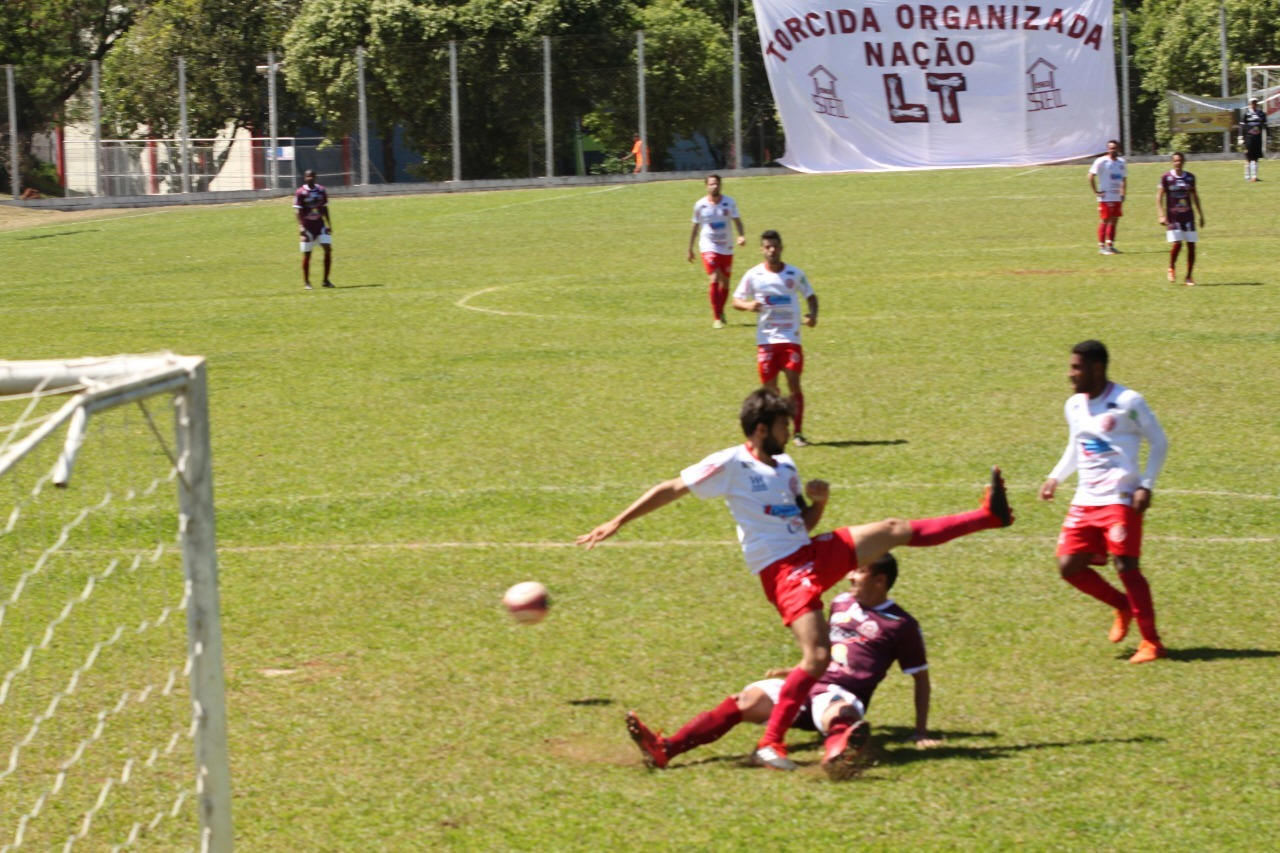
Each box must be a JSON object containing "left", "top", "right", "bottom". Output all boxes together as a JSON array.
[{"left": 1, "top": 161, "right": 1277, "bottom": 848}]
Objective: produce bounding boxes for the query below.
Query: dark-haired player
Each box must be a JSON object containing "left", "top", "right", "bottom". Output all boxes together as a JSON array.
[
  {"left": 577, "top": 387, "right": 1013, "bottom": 771},
  {"left": 1088, "top": 140, "right": 1126, "bottom": 254},
  {"left": 732, "top": 230, "right": 818, "bottom": 446},
  {"left": 1157, "top": 152, "right": 1205, "bottom": 286},
  {"left": 294, "top": 169, "right": 333, "bottom": 290},
  {"left": 624, "top": 552, "right": 942, "bottom": 780},
  {"left": 1040, "top": 340, "right": 1169, "bottom": 664},
  {"left": 688, "top": 174, "right": 746, "bottom": 328},
  {"left": 1237, "top": 97, "right": 1266, "bottom": 182}
]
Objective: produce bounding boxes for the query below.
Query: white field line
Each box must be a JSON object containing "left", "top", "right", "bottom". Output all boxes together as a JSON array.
[
  {"left": 214, "top": 482, "right": 1280, "bottom": 507},
  {"left": 454, "top": 285, "right": 557, "bottom": 318},
  {"left": 217, "top": 533, "right": 1278, "bottom": 553}
]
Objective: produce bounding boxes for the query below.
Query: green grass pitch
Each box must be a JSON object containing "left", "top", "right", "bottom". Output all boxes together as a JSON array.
[{"left": 1, "top": 160, "right": 1277, "bottom": 848}]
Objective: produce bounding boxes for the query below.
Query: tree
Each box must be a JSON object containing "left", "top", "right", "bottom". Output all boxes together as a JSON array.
[
  {"left": 100, "top": 0, "right": 302, "bottom": 191},
  {"left": 0, "top": 0, "right": 145, "bottom": 191}
]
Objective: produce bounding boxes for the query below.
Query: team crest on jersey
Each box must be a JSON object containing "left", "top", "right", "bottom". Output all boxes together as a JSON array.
[
  {"left": 857, "top": 620, "right": 880, "bottom": 639},
  {"left": 1099, "top": 414, "right": 1116, "bottom": 431},
  {"left": 1109, "top": 523, "right": 1128, "bottom": 543}
]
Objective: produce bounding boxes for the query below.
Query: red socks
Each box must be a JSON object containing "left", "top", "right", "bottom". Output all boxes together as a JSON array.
[
  {"left": 760, "top": 666, "right": 815, "bottom": 747},
  {"left": 663, "top": 696, "right": 742, "bottom": 759},
  {"left": 709, "top": 282, "right": 729, "bottom": 319},
  {"left": 1118, "top": 569, "right": 1161, "bottom": 644},
  {"left": 1064, "top": 568, "right": 1129, "bottom": 611},
  {"left": 791, "top": 391, "right": 804, "bottom": 434},
  {"left": 1097, "top": 223, "right": 1107, "bottom": 244},
  {"left": 908, "top": 508, "right": 998, "bottom": 546},
  {"left": 1105, "top": 222, "right": 1117, "bottom": 244}
]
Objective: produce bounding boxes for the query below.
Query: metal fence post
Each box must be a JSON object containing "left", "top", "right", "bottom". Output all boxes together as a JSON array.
[
  {"left": 356, "top": 46, "right": 370, "bottom": 185},
  {"left": 178, "top": 56, "right": 192, "bottom": 193},
  {"left": 1119, "top": 6, "right": 1131, "bottom": 157},
  {"left": 543, "top": 35, "right": 553, "bottom": 178},
  {"left": 450, "top": 40, "right": 460, "bottom": 182},
  {"left": 6, "top": 65, "right": 18, "bottom": 200},
  {"left": 267, "top": 50, "right": 279, "bottom": 189},
  {"left": 637, "top": 31, "right": 647, "bottom": 174},
  {"left": 1219, "top": 2, "right": 1229, "bottom": 154},
  {"left": 732, "top": 3, "right": 743, "bottom": 169},
  {"left": 91, "top": 60, "right": 102, "bottom": 196}
]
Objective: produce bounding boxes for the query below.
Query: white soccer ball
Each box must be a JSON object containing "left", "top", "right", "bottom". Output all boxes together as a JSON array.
[{"left": 502, "top": 581, "right": 549, "bottom": 624}]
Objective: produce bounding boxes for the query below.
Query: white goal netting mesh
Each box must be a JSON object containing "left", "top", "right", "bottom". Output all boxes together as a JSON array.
[{"left": 0, "top": 358, "right": 224, "bottom": 851}]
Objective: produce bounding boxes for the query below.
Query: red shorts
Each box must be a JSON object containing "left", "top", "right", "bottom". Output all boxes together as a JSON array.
[
  {"left": 1097, "top": 201, "right": 1123, "bottom": 220},
  {"left": 1056, "top": 504, "right": 1143, "bottom": 560},
  {"left": 758, "top": 528, "right": 859, "bottom": 626},
  {"left": 756, "top": 343, "right": 803, "bottom": 384},
  {"left": 700, "top": 251, "right": 733, "bottom": 277}
]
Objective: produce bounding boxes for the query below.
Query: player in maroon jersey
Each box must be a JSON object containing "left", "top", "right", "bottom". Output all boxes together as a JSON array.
[
  {"left": 294, "top": 169, "right": 334, "bottom": 290},
  {"left": 1156, "top": 152, "right": 1205, "bottom": 286},
  {"left": 624, "top": 552, "right": 942, "bottom": 780}
]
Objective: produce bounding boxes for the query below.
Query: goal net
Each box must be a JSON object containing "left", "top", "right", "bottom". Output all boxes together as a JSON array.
[
  {"left": 1246, "top": 65, "right": 1280, "bottom": 152},
  {"left": 0, "top": 355, "right": 231, "bottom": 851}
]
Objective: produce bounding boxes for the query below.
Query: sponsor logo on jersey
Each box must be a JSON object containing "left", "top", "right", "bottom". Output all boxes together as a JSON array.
[
  {"left": 1108, "top": 523, "right": 1128, "bottom": 543},
  {"left": 764, "top": 503, "right": 801, "bottom": 518},
  {"left": 1080, "top": 437, "right": 1115, "bottom": 456},
  {"left": 763, "top": 294, "right": 793, "bottom": 305}
]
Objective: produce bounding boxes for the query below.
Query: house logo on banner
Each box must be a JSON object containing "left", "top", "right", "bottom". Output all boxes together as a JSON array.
[
  {"left": 752, "top": 1, "right": 1118, "bottom": 171},
  {"left": 1027, "top": 58, "right": 1067, "bottom": 111},
  {"left": 809, "top": 65, "right": 849, "bottom": 117}
]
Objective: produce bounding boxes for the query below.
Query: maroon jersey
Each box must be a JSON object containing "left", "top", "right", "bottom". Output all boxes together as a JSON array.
[
  {"left": 1160, "top": 170, "right": 1196, "bottom": 226},
  {"left": 814, "top": 593, "right": 927, "bottom": 708},
  {"left": 293, "top": 182, "right": 328, "bottom": 222}
]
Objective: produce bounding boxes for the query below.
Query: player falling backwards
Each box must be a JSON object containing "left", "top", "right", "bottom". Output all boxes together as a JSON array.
[
  {"left": 577, "top": 387, "right": 1013, "bottom": 771},
  {"left": 625, "top": 552, "right": 940, "bottom": 780}
]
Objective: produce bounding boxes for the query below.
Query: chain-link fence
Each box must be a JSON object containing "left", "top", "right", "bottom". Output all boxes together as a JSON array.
[{"left": 4, "top": 25, "right": 776, "bottom": 200}]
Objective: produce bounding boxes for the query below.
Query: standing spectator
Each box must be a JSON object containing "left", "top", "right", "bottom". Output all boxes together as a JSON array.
[
  {"left": 1237, "top": 97, "right": 1267, "bottom": 182},
  {"left": 1039, "top": 340, "right": 1169, "bottom": 664},
  {"left": 1088, "top": 140, "right": 1127, "bottom": 255},
  {"left": 1156, "top": 152, "right": 1205, "bottom": 287},
  {"left": 294, "top": 169, "right": 333, "bottom": 290},
  {"left": 688, "top": 174, "right": 746, "bottom": 328},
  {"left": 621, "top": 133, "right": 650, "bottom": 173},
  {"left": 732, "top": 230, "right": 816, "bottom": 446}
]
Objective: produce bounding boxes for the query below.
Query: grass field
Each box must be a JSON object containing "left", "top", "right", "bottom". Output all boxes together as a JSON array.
[{"left": 1, "top": 160, "right": 1278, "bottom": 849}]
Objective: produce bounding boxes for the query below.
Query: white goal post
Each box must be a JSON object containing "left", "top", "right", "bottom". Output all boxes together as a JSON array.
[
  {"left": 0, "top": 355, "right": 231, "bottom": 851},
  {"left": 1245, "top": 65, "right": 1280, "bottom": 151}
]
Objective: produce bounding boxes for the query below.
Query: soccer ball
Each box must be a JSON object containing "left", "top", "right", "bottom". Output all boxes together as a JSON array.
[{"left": 502, "top": 581, "right": 549, "bottom": 624}]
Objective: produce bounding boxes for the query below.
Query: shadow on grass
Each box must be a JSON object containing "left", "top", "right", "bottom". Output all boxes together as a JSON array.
[
  {"left": 801, "top": 439, "right": 909, "bottom": 448},
  {"left": 1154, "top": 646, "right": 1279, "bottom": 663},
  {"left": 325, "top": 283, "right": 386, "bottom": 290},
  {"left": 14, "top": 229, "right": 100, "bottom": 240},
  {"left": 567, "top": 697, "right": 615, "bottom": 706},
  {"left": 1187, "top": 281, "right": 1265, "bottom": 287}
]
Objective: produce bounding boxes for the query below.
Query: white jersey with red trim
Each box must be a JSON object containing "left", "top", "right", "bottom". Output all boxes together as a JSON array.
[
  {"left": 1089, "top": 155, "right": 1127, "bottom": 202},
  {"left": 680, "top": 443, "right": 809, "bottom": 572},
  {"left": 733, "top": 262, "right": 815, "bottom": 346},
  {"left": 1048, "top": 381, "right": 1169, "bottom": 506},
  {"left": 692, "top": 195, "right": 741, "bottom": 255}
]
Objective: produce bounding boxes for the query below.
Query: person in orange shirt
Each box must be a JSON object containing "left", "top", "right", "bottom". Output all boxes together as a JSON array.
[{"left": 621, "top": 133, "right": 650, "bottom": 173}]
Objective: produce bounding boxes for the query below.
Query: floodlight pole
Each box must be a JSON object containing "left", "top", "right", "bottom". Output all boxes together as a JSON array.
[
  {"left": 267, "top": 50, "right": 279, "bottom": 189},
  {"left": 6, "top": 65, "right": 18, "bottom": 200},
  {"left": 1119, "top": 6, "right": 1131, "bottom": 157},
  {"left": 543, "top": 35, "right": 554, "bottom": 178},
  {"left": 91, "top": 60, "right": 102, "bottom": 197}
]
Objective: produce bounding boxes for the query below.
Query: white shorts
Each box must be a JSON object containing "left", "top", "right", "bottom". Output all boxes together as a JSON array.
[
  {"left": 743, "top": 679, "right": 866, "bottom": 736},
  {"left": 300, "top": 231, "right": 332, "bottom": 252},
  {"left": 1165, "top": 226, "right": 1196, "bottom": 243}
]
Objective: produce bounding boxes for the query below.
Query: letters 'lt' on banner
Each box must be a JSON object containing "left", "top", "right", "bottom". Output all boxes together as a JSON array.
[{"left": 753, "top": 1, "right": 1118, "bottom": 171}]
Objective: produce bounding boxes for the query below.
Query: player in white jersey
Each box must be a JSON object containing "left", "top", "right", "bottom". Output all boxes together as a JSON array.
[
  {"left": 1039, "top": 340, "right": 1169, "bottom": 664},
  {"left": 732, "top": 230, "right": 818, "bottom": 445},
  {"left": 1088, "top": 139, "right": 1127, "bottom": 254},
  {"left": 687, "top": 174, "right": 745, "bottom": 329},
  {"left": 578, "top": 387, "right": 1013, "bottom": 771}
]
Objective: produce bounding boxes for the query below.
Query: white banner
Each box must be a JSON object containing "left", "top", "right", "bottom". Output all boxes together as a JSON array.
[{"left": 753, "top": 1, "right": 1118, "bottom": 171}]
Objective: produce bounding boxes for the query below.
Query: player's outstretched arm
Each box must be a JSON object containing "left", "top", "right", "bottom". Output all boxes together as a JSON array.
[
  {"left": 910, "top": 671, "right": 942, "bottom": 748},
  {"left": 576, "top": 477, "right": 689, "bottom": 549}
]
